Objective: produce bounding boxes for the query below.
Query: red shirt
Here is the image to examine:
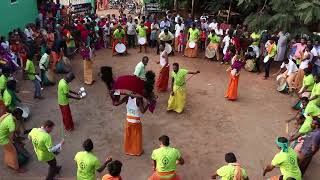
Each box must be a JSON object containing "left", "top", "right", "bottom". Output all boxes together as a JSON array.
[
  {"left": 144, "top": 21, "right": 152, "bottom": 34},
  {"left": 200, "top": 31, "right": 206, "bottom": 41}
]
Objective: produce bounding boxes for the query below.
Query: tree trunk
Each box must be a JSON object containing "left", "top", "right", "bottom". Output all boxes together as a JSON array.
[
  {"left": 191, "top": 0, "right": 195, "bottom": 16},
  {"left": 227, "top": 0, "right": 232, "bottom": 23},
  {"left": 174, "top": 0, "right": 178, "bottom": 12}
]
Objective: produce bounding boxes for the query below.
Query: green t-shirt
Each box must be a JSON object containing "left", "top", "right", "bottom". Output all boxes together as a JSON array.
[
  {"left": 25, "top": 59, "right": 36, "bottom": 80},
  {"left": 299, "top": 116, "right": 313, "bottom": 134},
  {"left": 0, "top": 113, "right": 15, "bottom": 145},
  {"left": 28, "top": 128, "right": 55, "bottom": 162},
  {"left": 310, "top": 82, "right": 320, "bottom": 106},
  {"left": 172, "top": 69, "right": 188, "bottom": 87},
  {"left": 0, "top": 74, "right": 8, "bottom": 93},
  {"left": 113, "top": 29, "right": 125, "bottom": 39},
  {"left": 3, "top": 89, "right": 14, "bottom": 112},
  {"left": 304, "top": 102, "right": 320, "bottom": 117},
  {"left": 151, "top": 146, "right": 181, "bottom": 173},
  {"left": 74, "top": 151, "right": 101, "bottom": 180},
  {"left": 303, "top": 74, "right": 315, "bottom": 91},
  {"left": 216, "top": 164, "right": 248, "bottom": 180},
  {"left": 250, "top": 32, "right": 260, "bottom": 46},
  {"left": 208, "top": 34, "right": 220, "bottom": 43},
  {"left": 271, "top": 148, "right": 302, "bottom": 180},
  {"left": 136, "top": 26, "right": 148, "bottom": 37},
  {"left": 188, "top": 28, "right": 200, "bottom": 42},
  {"left": 58, "top": 79, "right": 70, "bottom": 105}
]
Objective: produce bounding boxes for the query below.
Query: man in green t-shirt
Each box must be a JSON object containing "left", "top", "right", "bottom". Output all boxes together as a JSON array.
[
  {"left": 3, "top": 80, "right": 21, "bottom": 112},
  {"left": 263, "top": 137, "right": 302, "bottom": 180},
  {"left": 167, "top": 63, "right": 200, "bottom": 113},
  {"left": 136, "top": 22, "right": 148, "bottom": 53},
  {"left": 74, "top": 139, "right": 112, "bottom": 180},
  {"left": 28, "top": 120, "right": 64, "bottom": 180},
  {"left": 212, "top": 152, "right": 249, "bottom": 180},
  {"left": 0, "top": 67, "right": 10, "bottom": 100},
  {"left": 149, "top": 135, "right": 184, "bottom": 179},
  {"left": 24, "top": 57, "right": 42, "bottom": 99},
  {"left": 112, "top": 26, "right": 126, "bottom": 56},
  {"left": 58, "top": 73, "right": 81, "bottom": 131},
  {"left": 0, "top": 109, "right": 25, "bottom": 172}
]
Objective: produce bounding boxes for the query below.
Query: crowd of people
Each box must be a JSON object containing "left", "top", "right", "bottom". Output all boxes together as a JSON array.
[{"left": 0, "top": 0, "right": 320, "bottom": 180}]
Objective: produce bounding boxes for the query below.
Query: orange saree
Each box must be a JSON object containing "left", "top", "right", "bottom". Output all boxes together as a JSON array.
[{"left": 225, "top": 73, "right": 239, "bottom": 101}]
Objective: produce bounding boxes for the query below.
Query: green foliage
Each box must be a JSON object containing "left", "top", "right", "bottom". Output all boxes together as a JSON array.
[{"left": 237, "top": 0, "right": 320, "bottom": 33}]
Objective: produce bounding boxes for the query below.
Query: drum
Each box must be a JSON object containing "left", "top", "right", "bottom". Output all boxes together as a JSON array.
[
  {"left": 245, "top": 59, "right": 255, "bottom": 72},
  {"left": 115, "top": 43, "right": 126, "bottom": 54},
  {"left": 138, "top": 37, "right": 146, "bottom": 45},
  {"left": 188, "top": 41, "right": 196, "bottom": 49},
  {"left": 205, "top": 45, "right": 216, "bottom": 58},
  {"left": 165, "top": 43, "right": 172, "bottom": 54},
  {"left": 16, "top": 104, "right": 30, "bottom": 119},
  {"left": 276, "top": 75, "right": 288, "bottom": 93},
  {"left": 263, "top": 55, "right": 270, "bottom": 63}
]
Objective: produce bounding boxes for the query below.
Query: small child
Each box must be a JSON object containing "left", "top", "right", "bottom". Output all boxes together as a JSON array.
[
  {"left": 200, "top": 28, "right": 206, "bottom": 51},
  {"left": 222, "top": 47, "right": 232, "bottom": 64},
  {"left": 178, "top": 30, "right": 185, "bottom": 54},
  {"left": 103, "top": 23, "right": 111, "bottom": 48}
]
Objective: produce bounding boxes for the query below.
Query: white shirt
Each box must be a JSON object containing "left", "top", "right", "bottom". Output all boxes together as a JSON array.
[
  {"left": 215, "top": 28, "right": 223, "bottom": 36},
  {"left": 249, "top": 45, "right": 260, "bottom": 58},
  {"left": 126, "top": 21, "right": 136, "bottom": 35},
  {"left": 24, "top": 28, "right": 33, "bottom": 40},
  {"left": 299, "top": 51, "right": 312, "bottom": 69},
  {"left": 1, "top": 41, "right": 9, "bottom": 51},
  {"left": 280, "top": 60, "right": 298, "bottom": 76},
  {"left": 39, "top": 53, "right": 50, "bottom": 70},
  {"left": 222, "top": 35, "right": 231, "bottom": 54},
  {"left": 160, "top": 50, "right": 168, "bottom": 67},
  {"left": 160, "top": 21, "right": 170, "bottom": 32},
  {"left": 174, "top": 23, "right": 185, "bottom": 37},
  {"left": 209, "top": 22, "right": 218, "bottom": 31}
]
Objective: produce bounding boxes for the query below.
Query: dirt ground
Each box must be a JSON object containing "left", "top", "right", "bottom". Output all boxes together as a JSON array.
[{"left": 1, "top": 11, "right": 320, "bottom": 180}]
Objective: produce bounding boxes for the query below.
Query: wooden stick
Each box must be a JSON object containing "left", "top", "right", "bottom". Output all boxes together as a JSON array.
[{"left": 286, "top": 122, "right": 289, "bottom": 134}]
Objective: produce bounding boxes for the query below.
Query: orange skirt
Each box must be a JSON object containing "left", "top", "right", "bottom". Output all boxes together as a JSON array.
[
  {"left": 3, "top": 141, "right": 19, "bottom": 170},
  {"left": 225, "top": 73, "right": 239, "bottom": 101},
  {"left": 293, "top": 69, "right": 304, "bottom": 90},
  {"left": 156, "top": 66, "right": 169, "bottom": 92},
  {"left": 124, "top": 121, "right": 143, "bottom": 156},
  {"left": 84, "top": 60, "right": 94, "bottom": 85},
  {"left": 184, "top": 42, "right": 198, "bottom": 58},
  {"left": 148, "top": 171, "right": 180, "bottom": 180},
  {"left": 174, "top": 37, "right": 179, "bottom": 52}
]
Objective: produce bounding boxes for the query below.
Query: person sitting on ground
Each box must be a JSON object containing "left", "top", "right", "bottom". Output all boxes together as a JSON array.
[
  {"left": 295, "top": 117, "right": 320, "bottom": 176},
  {"left": 298, "top": 67, "right": 314, "bottom": 97},
  {"left": 102, "top": 160, "right": 123, "bottom": 180},
  {"left": 211, "top": 152, "right": 249, "bottom": 180},
  {"left": 287, "top": 97, "right": 309, "bottom": 124},
  {"left": 263, "top": 137, "right": 301, "bottom": 180},
  {"left": 75, "top": 138, "right": 112, "bottom": 180}
]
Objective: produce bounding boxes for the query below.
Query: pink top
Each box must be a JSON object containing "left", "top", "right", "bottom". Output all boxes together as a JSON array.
[
  {"left": 293, "top": 43, "right": 306, "bottom": 59},
  {"left": 178, "top": 34, "right": 185, "bottom": 44}
]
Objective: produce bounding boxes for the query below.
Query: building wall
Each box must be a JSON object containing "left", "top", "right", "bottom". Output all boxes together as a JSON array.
[{"left": 0, "top": 0, "right": 38, "bottom": 37}]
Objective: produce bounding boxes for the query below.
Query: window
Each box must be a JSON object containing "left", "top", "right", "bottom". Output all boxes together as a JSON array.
[{"left": 11, "top": 0, "right": 18, "bottom": 4}]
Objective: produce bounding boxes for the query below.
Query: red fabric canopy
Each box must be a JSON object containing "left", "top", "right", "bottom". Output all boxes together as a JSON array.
[{"left": 113, "top": 75, "right": 145, "bottom": 96}]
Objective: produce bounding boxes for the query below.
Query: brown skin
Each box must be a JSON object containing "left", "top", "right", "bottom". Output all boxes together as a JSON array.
[
  {"left": 263, "top": 145, "right": 281, "bottom": 176},
  {"left": 114, "top": 95, "right": 149, "bottom": 114},
  {"left": 171, "top": 65, "right": 200, "bottom": 96},
  {"left": 64, "top": 77, "right": 81, "bottom": 100}
]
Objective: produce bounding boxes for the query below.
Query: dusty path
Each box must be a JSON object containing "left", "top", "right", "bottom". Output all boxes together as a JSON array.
[
  {"left": 1, "top": 46, "right": 319, "bottom": 180},
  {"left": 1, "top": 9, "right": 319, "bottom": 180}
]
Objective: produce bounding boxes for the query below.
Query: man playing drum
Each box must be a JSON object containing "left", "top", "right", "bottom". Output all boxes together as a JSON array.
[
  {"left": 205, "top": 30, "right": 220, "bottom": 61},
  {"left": 136, "top": 22, "right": 148, "bottom": 53},
  {"left": 112, "top": 26, "right": 126, "bottom": 56},
  {"left": 157, "top": 29, "right": 174, "bottom": 55}
]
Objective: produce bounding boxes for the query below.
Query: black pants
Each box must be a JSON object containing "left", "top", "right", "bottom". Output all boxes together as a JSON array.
[
  {"left": 256, "top": 57, "right": 261, "bottom": 73},
  {"left": 127, "top": 35, "right": 135, "bottom": 48},
  {"left": 157, "top": 40, "right": 174, "bottom": 55},
  {"left": 46, "top": 158, "right": 59, "bottom": 180},
  {"left": 299, "top": 154, "right": 313, "bottom": 176},
  {"left": 264, "top": 58, "right": 274, "bottom": 78}
]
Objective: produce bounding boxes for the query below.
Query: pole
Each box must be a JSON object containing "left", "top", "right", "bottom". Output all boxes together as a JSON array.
[
  {"left": 174, "top": 0, "right": 177, "bottom": 12},
  {"left": 191, "top": 0, "right": 195, "bottom": 16},
  {"left": 227, "top": 0, "right": 232, "bottom": 24}
]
